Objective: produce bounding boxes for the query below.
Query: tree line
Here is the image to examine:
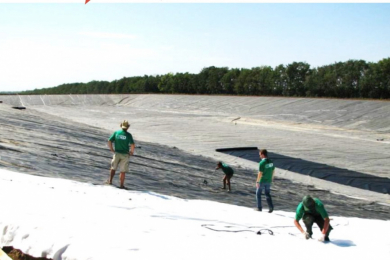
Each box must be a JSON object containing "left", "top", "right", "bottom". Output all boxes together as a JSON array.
[{"left": 21, "top": 58, "right": 390, "bottom": 99}]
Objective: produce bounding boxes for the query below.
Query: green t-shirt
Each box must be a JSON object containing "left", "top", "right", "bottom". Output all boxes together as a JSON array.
[
  {"left": 220, "top": 163, "right": 234, "bottom": 175},
  {"left": 108, "top": 129, "right": 134, "bottom": 154},
  {"left": 295, "top": 198, "right": 329, "bottom": 221},
  {"left": 258, "top": 158, "right": 274, "bottom": 183}
]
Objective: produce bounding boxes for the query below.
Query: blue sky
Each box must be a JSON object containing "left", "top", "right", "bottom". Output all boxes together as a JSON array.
[{"left": 1, "top": 3, "right": 390, "bottom": 91}]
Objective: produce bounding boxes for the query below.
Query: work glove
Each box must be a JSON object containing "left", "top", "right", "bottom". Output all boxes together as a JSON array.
[
  {"left": 318, "top": 233, "right": 326, "bottom": 242},
  {"left": 303, "top": 232, "right": 311, "bottom": 240}
]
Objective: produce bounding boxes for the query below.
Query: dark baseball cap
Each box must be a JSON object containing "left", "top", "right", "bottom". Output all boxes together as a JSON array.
[{"left": 302, "top": 195, "right": 316, "bottom": 211}]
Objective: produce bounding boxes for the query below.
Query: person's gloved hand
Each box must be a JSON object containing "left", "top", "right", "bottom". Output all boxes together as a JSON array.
[
  {"left": 318, "top": 233, "right": 326, "bottom": 242},
  {"left": 303, "top": 232, "right": 311, "bottom": 240}
]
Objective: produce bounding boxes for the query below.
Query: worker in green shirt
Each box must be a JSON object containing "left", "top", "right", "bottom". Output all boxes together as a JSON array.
[
  {"left": 215, "top": 162, "right": 234, "bottom": 191},
  {"left": 107, "top": 120, "right": 135, "bottom": 189},
  {"left": 294, "top": 195, "right": 333, "bottom": 242},
  {"left": 255, "top": 149, "right": 275, "bottom": 213}
]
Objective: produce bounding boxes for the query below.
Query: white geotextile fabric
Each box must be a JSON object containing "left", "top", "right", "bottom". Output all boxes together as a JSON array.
[{"left": 1, "top": 168, "right": 390, "bottom": 260}]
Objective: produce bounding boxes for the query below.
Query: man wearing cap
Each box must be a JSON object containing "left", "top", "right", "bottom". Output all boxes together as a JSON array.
[
  {"left": 294, "top": 195, "right": 333, "bottom": 242},
  {"left": 107, "top": 120, "right": 135, "bottom": 189}
]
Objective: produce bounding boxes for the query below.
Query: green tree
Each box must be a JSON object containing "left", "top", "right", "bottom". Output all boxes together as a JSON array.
[
  {"left": 158, "top": 73, "right": 175, "bottom": 93},
  {"left": 234, "top": 69, "right": 251, "bottom": 95},
  {"left": 376, "top": 58, "right": 390, "bottom": 99},
  {"left": 256, "top": 66, "right": 275, "bottom": 95},
  {"left": 196, "top": 66, "right": 228, "bottom": 94},
  {"left": 274, "top": 64, "right": 287, "bottom": 96},
  {"left": 361, "top": 58, "right": 390, "bottom": 99},
  {"left": 339, "top": 60, "right": 368, "bottom": 98},
  {"left": 286, "top": 62, "right": 311, "bottom": 97},
  {"left": 220, "top": 69, "right": 240, "bottom": 94}
]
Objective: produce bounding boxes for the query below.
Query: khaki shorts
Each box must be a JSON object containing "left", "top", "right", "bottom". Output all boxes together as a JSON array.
[{"left": 111, "top": 153, "right": 130, "bottom": 173}]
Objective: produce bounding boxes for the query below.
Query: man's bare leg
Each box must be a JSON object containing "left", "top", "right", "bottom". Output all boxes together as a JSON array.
[
  {"left": 108, "top": 169, "right": 115, "bottom": 184},
  {"left": 227, "top": 175, "right": 232, "bottom": 191},
  {"left": 119, "top": 172, "right": 126, "bottom": 188},
  {"left": 222, "top": 175, "right": 227, "bottom": 189}
]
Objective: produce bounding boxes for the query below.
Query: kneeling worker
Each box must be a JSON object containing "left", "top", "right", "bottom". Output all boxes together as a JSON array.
[
  {"left": 294, "top": 195, "right": 333, "bottom": 242},
  {"left": 215, "top": 162, "right": 234, "bottom": 191}
]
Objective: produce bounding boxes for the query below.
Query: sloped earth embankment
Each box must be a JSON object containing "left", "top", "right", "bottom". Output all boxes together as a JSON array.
[
  {"left": 2, "top": 94, "right": 389, "bottom": 133},
  {"left": 5, "top": 94, "right": 388, "bottom": 200},
  {"left": 0, "top": 105, "right": 389, "bottom": 220}
]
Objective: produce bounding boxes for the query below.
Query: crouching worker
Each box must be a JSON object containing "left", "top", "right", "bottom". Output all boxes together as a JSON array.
[
  {"left": 107, "top": 120, "right": 135, "bottom": 189},
  {"left": 215, "top": 162, "right": 234, "bottom": 191},
  {"left": 294, "top": 195, "right": 333, "bottom": 242}
]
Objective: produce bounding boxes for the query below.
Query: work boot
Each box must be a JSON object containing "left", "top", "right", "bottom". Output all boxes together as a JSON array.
[{"left": 306, "top": 229, "right": 313, "bottom": 239}]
